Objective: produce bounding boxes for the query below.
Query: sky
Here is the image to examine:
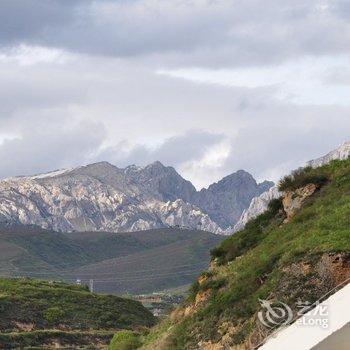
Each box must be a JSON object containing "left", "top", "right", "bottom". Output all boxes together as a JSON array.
[{"left": 1, "top": 0, "right": 350, "bottom": 189}]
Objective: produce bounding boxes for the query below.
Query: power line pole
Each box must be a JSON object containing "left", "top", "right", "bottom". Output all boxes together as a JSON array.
[{"left": 89, "top": 279, "right": 94, "bottom": 293}]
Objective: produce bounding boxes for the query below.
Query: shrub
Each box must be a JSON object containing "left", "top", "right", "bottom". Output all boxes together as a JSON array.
[
  {"left": 210, "top": 246, "right": 225, "bottom": 259},
  {"left": 200, "top": 278, "right": 227, "bottom": 291},
  {"left": 278, "top": 167, "right": 329, "bottom": 192},
  {"left": 188, "top": 280, "right": 200, "bottom": 302},
  {"left": 44, "top": 307, "right": 65, "bottom": 325},
  {"left": 109, "top": 330, "right": 141, "bottom": 350},
  {"left": 267, "top": 198, "right": 283, "bottom": 212}
]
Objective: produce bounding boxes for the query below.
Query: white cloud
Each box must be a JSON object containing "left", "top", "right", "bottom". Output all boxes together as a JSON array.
[
  {"left": 0, "top": 44, "right": 73, "bottom": 66},
  {"left": 158, "top": 55, "right": 350, "bottom": 106}
]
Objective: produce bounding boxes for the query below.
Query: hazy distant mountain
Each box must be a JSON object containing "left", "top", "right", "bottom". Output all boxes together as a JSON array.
[
  {"left": 193, "top": 170, "right": 273, "bottom": 229},
  {"left": 0, "top": 161, "right": 273, "bottom": 234}
]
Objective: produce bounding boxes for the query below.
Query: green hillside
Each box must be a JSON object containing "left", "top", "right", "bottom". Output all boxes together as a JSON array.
[
  {"left": 134, "top": 158, "right": 350, "bottom": 349},
  {"left": 0, "top": 277, "right": 155, "bottom": 349},
  {"left": 0, "top": 227, "right": 224, "bottom": 294}
]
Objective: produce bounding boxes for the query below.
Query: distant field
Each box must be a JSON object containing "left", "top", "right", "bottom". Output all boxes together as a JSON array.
[{"left": 0, "top": 225, "right": 224, "bottom": 294}]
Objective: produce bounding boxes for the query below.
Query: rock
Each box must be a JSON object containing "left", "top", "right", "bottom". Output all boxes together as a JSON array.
[
  {"left": 233, "top": 186, "right": 281, "bottom": 232},
  {"left": 282, "top": 183, "right": 317, "bottom": 222}
]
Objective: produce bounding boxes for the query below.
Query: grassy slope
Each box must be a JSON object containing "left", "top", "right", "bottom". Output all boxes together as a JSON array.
[
  {"left": 0, "top": 228, "right": 224, "bottom": 294},
  {"left": 142, "top": 158, "right": 350, "bottom": 349},
  {"left": 0, "top": 277, "right": 155, "bottom": 348}
]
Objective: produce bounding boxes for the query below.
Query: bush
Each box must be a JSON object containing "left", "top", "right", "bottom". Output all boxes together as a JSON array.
[
  {"left": 109, "top": 331, "right": 141, "bottom": 350},
  {"left": 267, "top": 198, "right": 283, "bottom": 212},
  {"left": 278, "top": 167, "right": 329, "bottom": 192},
  {"left": 44, "top": 307, "right": 65, "bottom": 325},
  {"left": 188, "top": 280, "right": 200, "bottom": 302},
  {"left": 210, "top": 246, "right": 225, "bottom": 259}
]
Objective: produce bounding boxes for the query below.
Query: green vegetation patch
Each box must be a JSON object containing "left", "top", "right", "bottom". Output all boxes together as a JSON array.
[
  {"left": 0, "top": 330, "right": 115, "bottom": 349},
  {"left": 109, "top": 330, "right": 141, "bottom": 350},
  {"left": 210, "top": 198, "right": 284, "bottom": 265}
]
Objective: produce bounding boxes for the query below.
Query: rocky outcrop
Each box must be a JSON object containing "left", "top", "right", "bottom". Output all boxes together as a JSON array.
[
  {"left": 282, "top": 183, "right": 317, "bottom": 222},
  {"left": 233, "top": 186, "right": 281, "bottom": 232},
  {"left": 307, "top": 141, "right": 350, "bottom": 168},
  {"left": 156, "top": 199, "right": 222, "bottom": 233},
  {"left": 0, "top": 162, "right": 268, "bottom": 234},
  {"left": 234, "top": 182, "right": 317, "bottom": 231}
]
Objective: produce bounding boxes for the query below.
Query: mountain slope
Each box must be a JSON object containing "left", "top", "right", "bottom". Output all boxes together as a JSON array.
[
  {"left": 138, "top": 157, "right": 350, "bottom": 350},
  {"left": 0, "top": 225, "right": 224, "bottom": 294},
  {"left": 0, "top": 161, "right": 273, "bottom": 234}
]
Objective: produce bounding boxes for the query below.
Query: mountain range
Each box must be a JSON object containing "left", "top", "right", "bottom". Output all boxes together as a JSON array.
[{"left": 0, "top": 161, "right": 272, "bottom": 234}]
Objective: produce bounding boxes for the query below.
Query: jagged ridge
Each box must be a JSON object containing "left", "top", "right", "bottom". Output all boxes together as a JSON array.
[{"left": 0, "top": 161, "right": 272, "bottom": 234}]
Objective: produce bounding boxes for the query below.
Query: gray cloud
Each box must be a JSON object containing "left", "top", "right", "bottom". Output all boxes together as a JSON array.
[
  {"left": 96, "top": 130, "right": 225, "bottom": 168},
  {"left": 0, "top": 120, "right": 105, "bottom": 178},
  {"left": 1, "top": 0, "right": 350, "bottom": 67},
  {"left": 0, "top": 0, "right": 83, "bottom": 45}
]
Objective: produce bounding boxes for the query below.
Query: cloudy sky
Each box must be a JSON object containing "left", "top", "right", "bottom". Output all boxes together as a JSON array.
[{"left": 1, "top": 0, "right": 350, "bottom": 189}]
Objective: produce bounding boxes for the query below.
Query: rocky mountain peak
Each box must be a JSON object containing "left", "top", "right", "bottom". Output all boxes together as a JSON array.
[
  {"left": 126, "top": 161, "right": 196, "bottom": 203},
  {"left": 72, "top": 161, "right": 121, "bottom": 175},
  {"left": 146, "top": 160, "right": 167, "bottom": 170},
  {"left": 193, "top": 170, "right": 274, "bottom": 229},
  {"left": 207, "top": 169, "right": 256, "bottom": 192},
  {"left": 258, "top": 180, "right": 275, "bottom": 192}
]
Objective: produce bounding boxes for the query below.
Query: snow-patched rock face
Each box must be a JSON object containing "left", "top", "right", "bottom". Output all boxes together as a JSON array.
[
  {"left": 233, "top": 186, "right": 282, "bottom": 232},
  {"left": 155, "top": 199, "right": 222, "bottom": 233},
  {"left": 0, "top": 162, "right": 269, "bottom": 234},
  {"left": 307, "top": 141, "right": 350, "bottom": 168}
]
